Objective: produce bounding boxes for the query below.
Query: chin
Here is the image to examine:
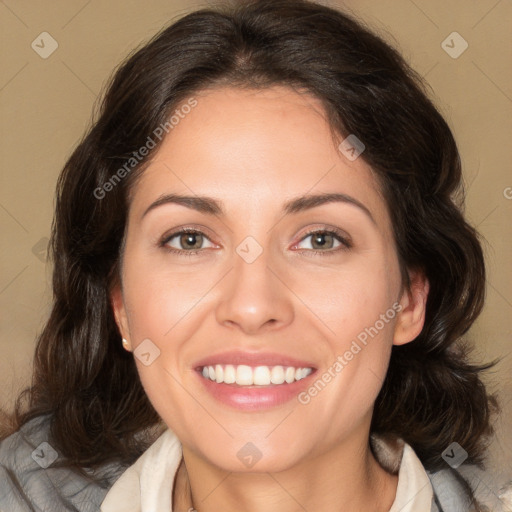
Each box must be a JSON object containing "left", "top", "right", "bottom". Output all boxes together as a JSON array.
[{"left": 198, "top": 441, "right": 308, "bottom": 474}]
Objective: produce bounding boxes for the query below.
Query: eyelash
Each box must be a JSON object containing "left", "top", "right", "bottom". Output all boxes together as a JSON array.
[{"left": 158, "top": 227, "right": 352, "bottom": 257}]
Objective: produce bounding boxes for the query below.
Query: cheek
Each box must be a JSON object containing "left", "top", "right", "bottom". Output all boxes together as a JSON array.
[
  {"left": 292, "top": 253, "right": 399, "bottom": 425},
  {"left": 121, "top": 252, "right": 209, "bottom": 342},
  {"left": 119, "top": 248, "right": 237, "bottom": 422},
  {"left": 291, "top": 253, "right": 399, "bottom": 345}
]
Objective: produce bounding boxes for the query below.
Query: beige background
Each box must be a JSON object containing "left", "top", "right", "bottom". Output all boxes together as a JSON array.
[{"left": 1, "top": 0, "right": 511, "bottom": 508}]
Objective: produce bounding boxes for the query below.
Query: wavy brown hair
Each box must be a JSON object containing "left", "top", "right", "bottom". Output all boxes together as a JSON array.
[{"left": 1, "top": 0, "right": 499, "bottom": 507}]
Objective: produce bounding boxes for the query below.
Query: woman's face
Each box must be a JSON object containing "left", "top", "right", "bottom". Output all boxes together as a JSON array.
[{"left": 112, "top": 85, "right": 427, "bottom": 473}]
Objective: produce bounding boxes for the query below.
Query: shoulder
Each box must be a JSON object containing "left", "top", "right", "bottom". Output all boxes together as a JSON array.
[
  {"left": 426, "top": 467, "right": 475, "bottom": 512},
  {"left": 371, "top": 433, "right": 474, "bottom": 512},
  {"left": 0, "top": 414, "right": 127, "bottom": 512}
]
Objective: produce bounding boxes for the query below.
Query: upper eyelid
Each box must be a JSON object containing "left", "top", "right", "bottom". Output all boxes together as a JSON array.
[{"left": 160, "top": 224, "right": 215, "bottom": 241}]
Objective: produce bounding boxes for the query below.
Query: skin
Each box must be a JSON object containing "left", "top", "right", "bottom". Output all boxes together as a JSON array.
[{"left": 111, "top": 85, "right": 429, "bottom": 512}]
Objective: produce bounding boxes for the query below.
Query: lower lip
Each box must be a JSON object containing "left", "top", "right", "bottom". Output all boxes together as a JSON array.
[{"left": 196, "top": 369, "right": 316, "bottom": 411}]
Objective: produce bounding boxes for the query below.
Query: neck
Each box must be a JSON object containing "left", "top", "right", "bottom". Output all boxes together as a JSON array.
[{"left": 172, "top": 429, "right": 398, "bottom": 512}]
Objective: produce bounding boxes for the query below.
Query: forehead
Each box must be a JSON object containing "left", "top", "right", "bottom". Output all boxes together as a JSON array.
[{"left": 129, "top": 85, "right": 389, "bottom": 226}]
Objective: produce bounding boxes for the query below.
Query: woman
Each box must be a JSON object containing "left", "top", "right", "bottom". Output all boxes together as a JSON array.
[{"left": 0, "top": 0, "right": 500, "bottom": 510}]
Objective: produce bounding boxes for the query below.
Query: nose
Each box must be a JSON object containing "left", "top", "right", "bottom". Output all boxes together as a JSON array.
[{"left": 214, "top": 244, "right": 294, "bottom": 335}]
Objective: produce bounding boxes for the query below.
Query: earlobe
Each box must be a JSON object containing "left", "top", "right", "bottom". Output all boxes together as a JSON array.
[
  {"left": 393, "top": 270, "right": 429, "bottom": 346},
  {"left": 110, "top": 283, "right": 132, "bottom": 351}
]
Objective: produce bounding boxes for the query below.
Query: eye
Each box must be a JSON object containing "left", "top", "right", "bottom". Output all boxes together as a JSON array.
[
  {"left": 158, "top": 227, "right": 351, "bottom": 257},
  {"left": 293, "top": 228, "right": 352, "bottom": 254},
  {"left": 160, "top": 228, "right": 216, "bottom": 255}
]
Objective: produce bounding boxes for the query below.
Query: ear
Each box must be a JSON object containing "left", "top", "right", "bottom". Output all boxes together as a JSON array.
[
  {"left": 393, "top": 269, "right": 429, "bottom": 346},
  {"left": 110, "top": 282, "right": 132, "bottom": 351}
]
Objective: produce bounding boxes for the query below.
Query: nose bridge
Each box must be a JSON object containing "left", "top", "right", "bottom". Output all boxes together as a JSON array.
[{"left": 214, "top": 235, "right": 293, "bottom": 333}]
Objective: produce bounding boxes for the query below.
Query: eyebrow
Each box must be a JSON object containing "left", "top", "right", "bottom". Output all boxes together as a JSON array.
[{"left": 141, "top": 192, "right": 375, "bottom": 224}]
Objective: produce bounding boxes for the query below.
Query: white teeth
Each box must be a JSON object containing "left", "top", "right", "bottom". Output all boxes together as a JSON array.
[
  {"left": 236, "top": 365, "right": 253, "bottom": 385},
  {"left": 270, "top": 366, "right": 285, "bottom": 384},
  {"left": 215, "top": 364, "right": 224, "bottom": 383},
  {"left": 224, "top": 364, "right": 236, "bottom": 384},
  {"left": 253, "top": 366, "right": 271, "bottom": 385},
  {"left": 303, "top": 368, "right": 313, "bottom": 379},
  {"left": 201, "top": 364, "right": 313, "bottom": 386},
  {"left": 285, "top": 366, "right": 295, "bottom": 383},
  {"left": 223, "top": 364, "right": 236, "bottom": 384}
]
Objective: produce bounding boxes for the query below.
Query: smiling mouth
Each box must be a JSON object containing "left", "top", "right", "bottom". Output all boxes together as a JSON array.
[{"left": 199, "top": 364, "right": 314, "bottom": 386}]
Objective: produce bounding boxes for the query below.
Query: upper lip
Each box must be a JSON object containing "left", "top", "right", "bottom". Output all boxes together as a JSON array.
[{"left": 194, "top": 350, "right": 317, "bottom": 370}]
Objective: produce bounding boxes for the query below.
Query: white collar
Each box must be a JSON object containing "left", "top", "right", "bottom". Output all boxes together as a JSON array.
[{"left": 100, "top": 428, "right": 433, "bottom": 512}]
